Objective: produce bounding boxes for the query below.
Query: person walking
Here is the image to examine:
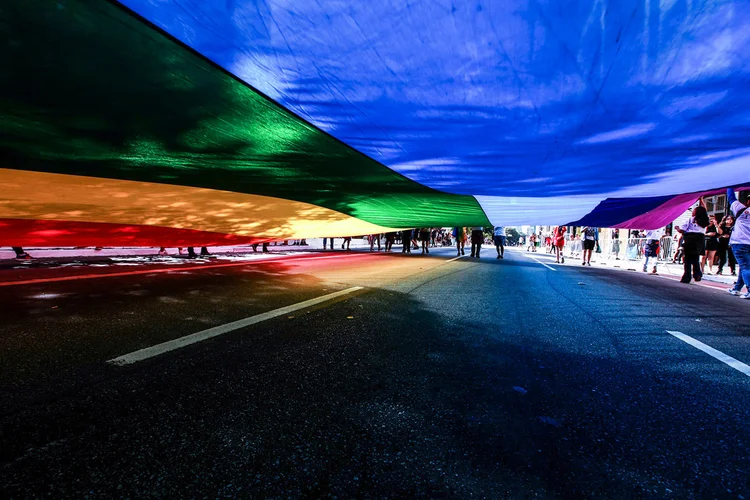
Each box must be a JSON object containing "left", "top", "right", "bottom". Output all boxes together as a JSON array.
[
  {"left": 384, "top": 232, "right": 396, "bottom": 252},
  {"left": 642, "top": 227, "right": 664, "bottom": 274},
  {"left": 453, "top": 227, "right": 466, "bottom": 256},
  {"left": 581, "top": 226, "right": 598, "bottom": 266},
  {"left": 717, "top": 215, "right": 736, "bottom": 275},
  {"left": 401, "top": 229, "right": 412, "bottom": 254},
  {"left": 323, "top": 237, "right": 335, "bottom": 250},
  {"left": 493, "top": 226, "right": 506, "bottom": 259},
  {"left": 470, "top": 227, "right": 484, "bottom": 258},
  {"left": 726, "top": 188, "right": 750, "bottom": 298},
  {"left": 411, "top": 229, "right": 420, "bottom": 251},
  {"left": 675, "top": 198, "right": 709, "bottom": 283},
  {"left": 341, "top": 237, "right": 351, "bottom": 251},
  {"left": 553, "top": 225, "right": 567, "bottom": 263},
  {"left": 10, "top": 247, "right": 32, "bottom": 260},
  {"left": 419, "top": 228, "right": 431, "bottom": 254},
  {"left": 368, "top": 233, "right": 381, "bottom": 252}
]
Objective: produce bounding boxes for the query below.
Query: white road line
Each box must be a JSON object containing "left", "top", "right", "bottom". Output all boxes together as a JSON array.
[
  {"left": 667, "top": 331, "right": 750, "bottom": 377},
  {"left": 446, "top": 255, "right": 465, "bottom": 263},
  {"left": 0, "top": 253, "right": 370, "bottom": 288},
  {"left": 108, "top": 286, "right": 364, "bottom": 365},
  {"left": 524, "top": 253, "right": 556, "bottom": 271}
]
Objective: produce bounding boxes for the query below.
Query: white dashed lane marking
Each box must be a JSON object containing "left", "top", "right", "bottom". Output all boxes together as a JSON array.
[
  {"left": 667, "top": 330, "right": 750, "bottom": 377},
  {"left": 523, "top": 252, "right": 557, "bottom": 271},
  {"left": 109, "top": 286, "right": 364, "bottom": 365}
]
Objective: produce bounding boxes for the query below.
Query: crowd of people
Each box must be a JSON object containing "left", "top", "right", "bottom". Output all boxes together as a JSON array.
[
  {"left": 447, "top": 226, "right": 505, "bottom": 258},
  {"left": 312, "top": 226, "right": 509, "bottom": 261},
  {"left": 323, "top": 228, "right": 456, "bottom": 255},
  {"left": 517, "top": 190, "right": 750, "bottom": 298},
  {"left": 5, "top": 190, "right": 749, "bottom": 299},
  {"left": 629, "top": 193, "right": 746, "bottom": 292},
  {"left": 706, "top": 189, "right": 749, "bottom": 298},
  {"left": 523, "top": 226, "right": 598, "bottom": 265}
]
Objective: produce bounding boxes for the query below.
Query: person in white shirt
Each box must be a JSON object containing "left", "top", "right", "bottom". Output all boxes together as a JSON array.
[
  {"left": 493, "top": 226, "right": 505, "bottom": 259},
  {"left": 727, "top": 188, "right": 750, "bottom": 298},
  {"left": 642, "top": 227, "right": 665, "bottom": 274},
  {"left": 580, "top": 226, "right": 598, "bottom": 266},
  {"left": 675, "top": 198, "right": 709, "bottom": 283}
]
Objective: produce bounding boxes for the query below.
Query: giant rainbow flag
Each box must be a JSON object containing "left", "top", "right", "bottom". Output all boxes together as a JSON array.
[{"left": 2, "top": 0, "right": 749, "bottom": 246}]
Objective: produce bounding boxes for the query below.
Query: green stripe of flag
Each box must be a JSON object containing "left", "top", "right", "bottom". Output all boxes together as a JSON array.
[{"left": 0, "top": 0, "right": 490, "bottom": 228}]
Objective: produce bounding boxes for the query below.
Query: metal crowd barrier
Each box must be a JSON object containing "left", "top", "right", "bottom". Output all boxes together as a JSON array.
[
  {"left": 593, "top": 236, "right": 678, "bottom": 263},
  {"left": 553, "top": 235, "right": 678, "bottom": 264}
]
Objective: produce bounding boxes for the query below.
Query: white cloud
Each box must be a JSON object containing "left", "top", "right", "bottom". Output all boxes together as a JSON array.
[{"left": 576, "top": 123, "right": 655, "bottom": 145}]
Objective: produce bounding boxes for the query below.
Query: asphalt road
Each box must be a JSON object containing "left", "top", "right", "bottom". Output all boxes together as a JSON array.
[{"left": 1, "top": 245, "right": 749, "bottom": 498}]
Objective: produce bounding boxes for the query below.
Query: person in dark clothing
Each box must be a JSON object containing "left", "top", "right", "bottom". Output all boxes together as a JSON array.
[
  {"left": 384, "top": 232, "right": 396, "bottom": 252},
  {"left": 470, "top": 227, "right": 484, "bottom": 258},
  {"left": 401, "top": 229, "right": 412, "bottom": 253},
  {"left": 252, "top": 242, "right": 269, "bottom": 253},
  {"left": 419, "top": 228, "right": 430, "bottom": 254},
  {"left": 411, "top": 229, "right": 419, "bottom": 250},
  {"left": 675, "top": 198, "right": 709, "bottom": 283},
  {"left": 702, "top": 217, "right": 719, "bottom": 274}
]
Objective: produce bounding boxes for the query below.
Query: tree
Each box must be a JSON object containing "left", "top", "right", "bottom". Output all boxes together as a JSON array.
[{"left": 506, "top": 227, "right": 521, "bottom": 246}]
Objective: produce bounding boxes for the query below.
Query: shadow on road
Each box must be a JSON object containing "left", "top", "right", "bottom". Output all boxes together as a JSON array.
[{"left": 1, "top": 279, "right": 748, "bottom": 498}]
